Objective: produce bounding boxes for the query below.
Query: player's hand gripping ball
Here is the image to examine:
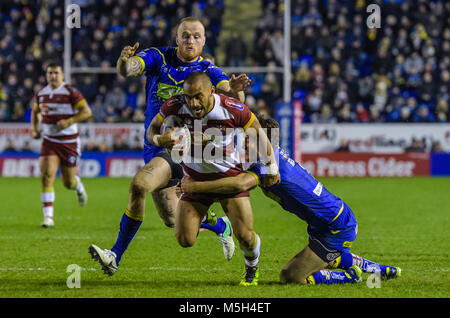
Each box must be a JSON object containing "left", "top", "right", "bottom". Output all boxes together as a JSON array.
[{"left": 161, "top": 115, "right": 191, "bottom": 163}]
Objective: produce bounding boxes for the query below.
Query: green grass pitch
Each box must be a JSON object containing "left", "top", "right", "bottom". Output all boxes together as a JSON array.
[{"left": 0, "top": 177, "right": 449, "bottom": 298}]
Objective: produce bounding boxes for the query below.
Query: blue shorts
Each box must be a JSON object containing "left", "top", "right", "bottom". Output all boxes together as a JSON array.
[
  {"left": 307, "top": 203, "right": 358, "bottom": 262},
  {"left": 143, "top": 143, "right": 165, "bottom": 164},
  {"left": 309, "top": 224, "right": 358, "bottom": 251},
  {"left": 143, "top": 143, "right": 183, "bottom": 189}
]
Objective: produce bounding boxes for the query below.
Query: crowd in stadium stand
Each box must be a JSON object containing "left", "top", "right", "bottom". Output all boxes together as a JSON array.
[
  {"left": 1, "top": 0, "right": 450, "bottom": 125},
  {"left": 0, "top": 0, "right": 225, "bottom": 124},
  {"left": 257, "top": 0, "right": 450, "bottom": 123}
]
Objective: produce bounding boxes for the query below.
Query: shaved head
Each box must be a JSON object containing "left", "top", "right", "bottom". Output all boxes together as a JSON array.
[
  {"left": 184, "top": 71, "right": 212, "bottom": 88},
  {"left": 183, "top": 72, "right": 214, "bottom": 118}
]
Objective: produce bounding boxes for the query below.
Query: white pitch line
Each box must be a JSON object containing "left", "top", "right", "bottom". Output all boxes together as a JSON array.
[
  {"left": 0, "top": 267, "right": 448, "bottom": 273},
  {"left": 0, "top": 236, "right": 147, "bottom": 240}
]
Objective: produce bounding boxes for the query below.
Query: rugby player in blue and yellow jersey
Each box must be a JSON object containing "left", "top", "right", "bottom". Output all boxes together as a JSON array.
[
  {"left": 179, "top": 118, "right": 402, "bottom": 285},
  {"left": 89, "top": 17, "right": 250, "bottom": 275}
]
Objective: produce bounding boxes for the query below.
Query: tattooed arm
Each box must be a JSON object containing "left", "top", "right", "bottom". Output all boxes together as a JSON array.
[{"left": 117, "top": 42, "right": 143, "bottom": 77}]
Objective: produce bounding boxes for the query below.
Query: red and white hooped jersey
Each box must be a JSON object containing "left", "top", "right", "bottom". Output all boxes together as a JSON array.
[
  {"left": 157, "top": 93, "right": 256, "bottom": 181},
  {"left": 34, "top": 82, "right": 85, "bottom": 143}
]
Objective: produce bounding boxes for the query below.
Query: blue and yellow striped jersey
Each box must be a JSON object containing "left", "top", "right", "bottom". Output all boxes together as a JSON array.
[
  {"left": 134, "top": 46, "right": 229, "bottom": 148},
  {"left": 248, "top": 148, "right": 357, "bottom": 233}
]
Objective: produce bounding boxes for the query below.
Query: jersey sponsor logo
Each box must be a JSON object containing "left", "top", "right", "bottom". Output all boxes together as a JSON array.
[
  {"left": 352, "top": 253, "right": 362, "bottom": 265},
  {"left": 313, "top": 182, "right": 323, "bottom": 196},
  {"left": 225, "top": 99, "right": 244, "bottom": 111},
  {"left": 157, "top": 83, "right": 184, "bottom": 100},
  {"left": 326, "top": 252, "right": 341, "bottom": 261},
  {"left": 319, "top": 270, "right": 330, "bottom": 280}
]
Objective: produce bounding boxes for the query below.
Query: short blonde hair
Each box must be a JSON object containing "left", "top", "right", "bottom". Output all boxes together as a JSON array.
[{"left": 175, "top": 17, "right": 205, "bottom": 35}]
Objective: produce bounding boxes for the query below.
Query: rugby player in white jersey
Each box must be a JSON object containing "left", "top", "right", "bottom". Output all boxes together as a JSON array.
[
  {"left": 89, "top": 18, "right": 250, "bottom": 275},
  {"left": 147, "top": 71, "right": 280, "bottom": 285},
  {"left": 31, "top": 61, "right": 92, "bottom": 227}
]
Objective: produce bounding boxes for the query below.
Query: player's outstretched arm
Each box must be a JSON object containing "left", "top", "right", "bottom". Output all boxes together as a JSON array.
[
  {"left": 117, "top": 42, "right": 142, "bottom": 77},
  {"left": 180, "top": 173, "right": 258, "bottom": 195},
  {"left": 216, "top": 74, "right": 250, "bottom": 103}
]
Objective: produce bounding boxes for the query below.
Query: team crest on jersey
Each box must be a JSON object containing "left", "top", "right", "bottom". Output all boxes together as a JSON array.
[
  {"left": 68, "top": 156, "right": 78, "bottom": 165},
  {"left": 225, "top": 99, "right": 244, "bottom": 111}
]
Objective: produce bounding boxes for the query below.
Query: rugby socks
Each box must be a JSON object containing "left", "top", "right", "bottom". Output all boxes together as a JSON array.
[
  {"left": 74, "top": 176, "right": 85, "bottom": 195},
  {"left": 307, "top": 269, "right": 355, "bottom": 285},
  {"left": 240, "top": 233, "right": 261, "bottom": 268},
  {"left": 41, "top": 187, "right": 55, "bottom": 219},
  {"left": 336, "top": 252, "right": 387, "bottom": 274},
  {"left": 200, "top": 216, "right": 226, "bottom": 235},
  {"left": 110, "top": 209, "right": 143, "bottom": 265}
]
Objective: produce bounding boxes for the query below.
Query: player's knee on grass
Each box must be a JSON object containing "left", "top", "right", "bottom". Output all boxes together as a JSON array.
[{"left": 280, "top": 268, "right": 308, "bottom": 285}]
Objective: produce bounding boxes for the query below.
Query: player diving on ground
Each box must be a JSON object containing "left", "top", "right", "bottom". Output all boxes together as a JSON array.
[{"left": 179, "top": 117, "right": 402, "bottom": 285}]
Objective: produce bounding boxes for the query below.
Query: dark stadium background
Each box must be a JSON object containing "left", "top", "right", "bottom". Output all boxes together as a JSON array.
[
  {"left": 1, "top": 0, "right": 449, "bottom": 177},
  {"left": 1, "top": 0, "right": 450, "bottom": 302}
]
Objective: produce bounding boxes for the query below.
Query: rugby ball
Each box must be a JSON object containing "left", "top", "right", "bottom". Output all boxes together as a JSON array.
[
  {"left": 160, "top": 115, "right": 184, "bottom": 134},
  {"left": 161, "top": 115, "right": 190, "bottom": 163}
]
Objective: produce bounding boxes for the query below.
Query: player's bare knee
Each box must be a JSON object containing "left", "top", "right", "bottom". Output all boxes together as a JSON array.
[
  {"left": 176, "top": 233, "right": 195, "bottom": 248},
  {"left": 129, "top": 178, "right": 149, "bottom": 199},
  {"left": 279, "top": 268, "right": 292, "bottom": 284},
  {"left": 63, "top": 178, "right": 76, "bottom": 189},
  {"left": 280, "top": 269, "right": 308, "bottom": 285},
  {"left": 41, "top": 171, "right": 53, "bottom": 185},
  {"left": 234, "top": 230, "right": 255, "bottom": 249}
]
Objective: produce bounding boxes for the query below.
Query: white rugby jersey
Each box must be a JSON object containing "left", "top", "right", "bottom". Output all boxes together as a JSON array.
[
  {"left": 157, "top": 93, "right": 256, "bottom": 181},
  {"left": 34, "top": 82, "right": 85, "bottom": 143}
]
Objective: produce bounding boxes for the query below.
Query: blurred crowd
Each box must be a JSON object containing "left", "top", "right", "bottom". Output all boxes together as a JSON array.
[
  {"left": 1, "top": 0, "right": 450, "bottom": 125},
  {"left": 0, "top": 0, "right": 224, "bottom": 123},
  {"left": 253, "top": 0, "right": 450, "bottom": 123}
]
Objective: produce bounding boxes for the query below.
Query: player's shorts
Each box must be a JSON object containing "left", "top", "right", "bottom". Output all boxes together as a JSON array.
[
  {"left": 180, "top": 191, "right": 250, "bottom": 207},
  {"left": 41, "top": 137, "right": 80, "bottom": 167},
  {"left": 143, "top": 143, "right": 165, "bottom": 164},
  {"left": 307, "top": 203, "right": 358, "bottom": 263},
  {"left": 144, "top": 144, "right": 183, "bottom": 189},
  {"left": 308, "top": 225, "right": 358, "bottom": 263}
]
